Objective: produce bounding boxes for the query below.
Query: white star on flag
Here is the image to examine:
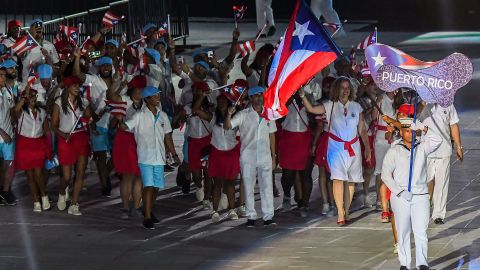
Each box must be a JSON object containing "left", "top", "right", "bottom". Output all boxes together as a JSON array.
[
  {"left": 27, "top": 40, "right": 33, "bottom": 45},
  {"left": 293, "top": 21, "right": 314, "bottom": 45},
  {"left": 372, "top": 52, "right": 386, "bottom": 67}
]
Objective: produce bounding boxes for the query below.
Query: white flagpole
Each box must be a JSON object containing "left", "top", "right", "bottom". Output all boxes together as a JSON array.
[
  {"left": 167, "top": 14, "right": 171, "bottom": 35},
  {"left": 65, "top": 113, "right": 84, "bottom": 142},
  {"left": 331, "top": 19, "right": 347, "bottom": 38},
  {"left": 255, "top": 24, "right": 268, "bottom": 42}
]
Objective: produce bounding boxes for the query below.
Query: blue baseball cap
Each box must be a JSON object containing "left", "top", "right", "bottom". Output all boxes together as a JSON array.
[
  {"left": 30, "top": 18, "right": 43, "bottom": 26},
  {"left": 38, "top": 64, "right": 53, "bottom": 79},
  {"left": 195, "top": 61, "right": 209, "bottom": 70},
  {"left": 192, "top": 49, "right": 207, "bottom": 59},
  {"left": 142, "top": 23, "right": 157, "bottom": 34},
  {"left": 95, "top": 56, "right": 113, "bottom": 66},
  {"left": 141, "top": 86, "right": 161, "bottom": 98},
  {"left": 144, "top": 48, "right": 160, "bottom": 64},
  {"left": 0, "top": 59, "right": 17, "bottom": 69},
  {"left": 105, "top": 39, "right": 119, "bottom": 48},
  {"left": 248, "top": 86, "right": 265, "bottom": 96}
]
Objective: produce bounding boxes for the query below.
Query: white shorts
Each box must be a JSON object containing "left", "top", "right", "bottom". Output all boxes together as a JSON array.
[{"left": 327, "top": 141, "right": 363, "bottom": 183}]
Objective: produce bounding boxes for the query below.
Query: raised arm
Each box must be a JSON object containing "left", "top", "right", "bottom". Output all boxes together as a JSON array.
[
  {"left": 72, "top": 47, "right": 86, "bottom": 83},
  {"left": 224, "top": 28, "right": 240, "bottom": 65},
  {"left": 298, "top": 87, "right": 325, "bottom": 115},
  {"left": 241, "top": 54, "right": 253, "bottom": 77}
]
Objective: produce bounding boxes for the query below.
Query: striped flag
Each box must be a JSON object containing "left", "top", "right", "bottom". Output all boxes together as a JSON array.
[
  {"left": 357, "top": 29, "right": 377, "bottom": 50},
  {"left": 233, "top": 5, "right": 247, "bottom": 21},
  {"left": 105, "top": 100, "right": 128, "bottom": 116},
  {"left": 158, "top": 20, "right": 169, "bottom": 36},
  {"left": 12, "top": 32, "right": 39, "bottom": 55},
  {"left": 27, "top": 64, "right": 38, "bottom": 85},
  {"left": 126, "top": 40, "right": 146, "bottom": 74},
  {"left": 102, "top": 11, "right": 124, "bottom": 28},
  {"left": 59, "top": 25, "right": 79, "bottom": 46},
  {"left": 323, "top": 22, "right": 341, "bottom": 32},
  {"left": 237, "top": 40, "right": 255, "bottom": 57},
  {"left": 360, "top": 60, "right": 370, "bottom": 77}
]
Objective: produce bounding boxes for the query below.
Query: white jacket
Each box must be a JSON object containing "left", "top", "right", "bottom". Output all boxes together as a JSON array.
[{"left": 381, "top": 127, "right": 442, "bottom": 195}]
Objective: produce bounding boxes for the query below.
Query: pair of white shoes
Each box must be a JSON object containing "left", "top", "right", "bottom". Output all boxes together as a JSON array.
[
  {"left": 212, "top": 209, "right": 239, "bottom": 223},
  {"left": 33, "top": 195, "right": 51, "bottom": 213},
  {"left": 56, "top": 187, "right": 82, "bottom": 216}
]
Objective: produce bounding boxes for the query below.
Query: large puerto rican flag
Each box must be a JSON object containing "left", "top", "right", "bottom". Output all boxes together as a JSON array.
[{"left": 264, "top": 0, "right": 341, "bottom": 120}]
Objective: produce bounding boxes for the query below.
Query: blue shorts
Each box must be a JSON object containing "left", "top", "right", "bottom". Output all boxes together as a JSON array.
[
  {"left": 91, "top": 127, "right": 112, "bottom": 152},
  {"left": 0, "top": 141, "right": 15, "bottom": 161},
  {"left": 182, "top": 136, "right": 188, "bottom": 163},
  {"left": 139, "top": 164, "right": 165, "bottom": 189}
]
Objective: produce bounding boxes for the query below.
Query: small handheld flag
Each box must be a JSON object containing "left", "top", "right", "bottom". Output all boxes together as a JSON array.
[
  {"left": 59, "top": 25, "right": 79, "bottom": 46},
  {"left": 27, "top": 64, "right": 38, "bottom": 85},
  {"left": 357, "top": 28, "right": 377, "bottom": 50},
  {"left": 12, "top": 32, "right": 39, "bottom": 56},
  {"left": 105, "top": 100, "right": 128, "bottom": 117},
  {"left": 102, "top": 11, "right": 124, "bottom": 28},
  {"left": 237, "top": 40, "right": 255, "bottom": 57}
]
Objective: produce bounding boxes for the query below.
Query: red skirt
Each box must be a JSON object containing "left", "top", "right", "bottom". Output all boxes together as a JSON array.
[
  {"left": 112, "top": 129, "right": 140, "bottom": 176},
  {"left": 278, "top": 129, "right": 312, "bottom": 170},
  {"left": 15, "top": 135, "right": 52, "bottom": 170},
  {"left": 188, "top": 135, "right": 211, "bottom": 171},
  {"left": 208, "top": 144, "right": 240, "bottom": 180},
  {"left": 314, "top": 132, "right": 329, "bottom": 168},
  {"left": 360, "top": 135, "right": 376, "bottom": 169},
  {"left": 58, "top": 131, "right": 90, "bottom": 166}
]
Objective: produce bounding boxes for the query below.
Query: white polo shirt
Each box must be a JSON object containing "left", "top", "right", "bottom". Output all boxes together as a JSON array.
[
  {"left": 0, "top": 87, "right": 16, "bottom": 141},
  {"left": 17, "top": 108, "right": 46, "bottom": 138},
  {"left": 84, "top": 74, "right": 108, "bottom": 115},
  {"left": 184, "top": 106, "right": 212, "bottom": 139},
  {"left": 381, "top": 129, "right": 442, "bottom": 195},
  {"left": 55, "top": 97, "right": 89, "bottom": 134},
  {"left": 22, "top": 40, "right": 59, "bottom": 82},
  {"left": 230, "top": 106, "right": 277, "bottom": 165},
  {"left": 282, "top": 101, "right": 309, "bottom": 132},
  {"left": 422, "top": 104, "right": 459, "bottom": 158},
  {"left": 210, "top": 115, "right": 238, "bottom": 151},
  {"left": 125, "top": 105, "right": 172, "bottom": 165}
]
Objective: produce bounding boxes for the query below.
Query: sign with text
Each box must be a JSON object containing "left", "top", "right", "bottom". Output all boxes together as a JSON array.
[{"left": 374, "top": 53, "right": 473, "bottom": 107}]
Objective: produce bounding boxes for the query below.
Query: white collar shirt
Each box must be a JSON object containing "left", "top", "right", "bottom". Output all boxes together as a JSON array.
[
  {"left": 230, "top": 106, "right": 277, "bottom": 165},
  {"left": 22, "top": 40, "right": 59, "bottom": 82},
  {"left": 55, "top": 97, "right": 89, "bottom": 134},
  {"left": 84, "top": 74, "right": 108, "bottom": 114},
  {"left": 281, "top": 101, "right": 309, "bottom": 132},
  {"left": 210, "top": 115, "right": 238, "bottom": 151},
  {"left": 422, "top": 104, "right": 459, "bottom": 158},
  {"left": 125, "top": 105, "right": 172, "bottom": 165},
  {"left": 381, "top": 128, "right": 442, "bottom": 195},
  {"left": 18, "top": 108, "right": 46, "bottom": 138}
]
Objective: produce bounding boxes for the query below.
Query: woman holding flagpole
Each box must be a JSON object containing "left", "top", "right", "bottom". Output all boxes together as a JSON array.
[
  {"left": 51, "top": 76, "right": 92, "bottom": 216},
  {"left": 299, "top": 77, "right": 371, "bottom": 225}
]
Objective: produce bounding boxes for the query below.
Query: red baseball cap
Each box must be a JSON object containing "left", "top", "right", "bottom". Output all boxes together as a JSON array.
[{"left": 7, "top": 20, "right": 22, "bottom": 29}]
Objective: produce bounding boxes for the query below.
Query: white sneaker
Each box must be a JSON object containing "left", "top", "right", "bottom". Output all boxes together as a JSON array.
[
  {"left": 218, "top": 193, "right": 228, "bottom": 211},
  {"left": 211, "top": 211, "right": 221, "bottom": 223},
  {"left": 41, "top": 195, "right": 50, "bottom": 211},
  {"left": 33, "top": 202, "right": 42, "bottom": 213},
  {"left": 237, "top": 205, "right": 246, "bottom": 217},
  {"left": 65, "top": 186, "right": 70, "bottom": 202},
  {"left": 57, "top": 194, "right": 67, "bottom": 211},
  {"left": 321, "top": 203, "right": 330, "bottom": 215},
  {"left": 364, "top": 196, "right": 373, "bottom": 208},
  {"left": 393, "top": 243, "right": 398, "bottom": 254},
  {"left": 227, "top": 209, "right": 239, "bottom": 220},
  {"left": 202, "top": 200, "right": 212, "bottom": 210},
  {"left": 68, "top": 203, "right": 82, "bottom": 216},
  {"left": 195, "top": 187, "right": 204, "bottom": 202}
]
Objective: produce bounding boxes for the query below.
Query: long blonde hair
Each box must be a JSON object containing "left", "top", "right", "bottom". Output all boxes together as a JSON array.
[{"left": 330, "top": 77, "right": 355, "bottom": 102}]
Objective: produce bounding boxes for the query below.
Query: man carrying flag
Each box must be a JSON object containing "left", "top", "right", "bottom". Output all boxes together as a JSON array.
[
  {"left": 20, "top": 19, "right": 60, "bottom": 84},
  {"left": 264, "top": 0, "right": 342, "bottom": 120}
]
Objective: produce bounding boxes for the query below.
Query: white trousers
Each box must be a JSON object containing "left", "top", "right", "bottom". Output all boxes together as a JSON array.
[
  {"left": 428, "top": 157, "right": 451, "bottom": 220},
  {"left": 241, "top": 162, "right": 274, "bottom": 221},
  {"left": 391, "top": 194, "right": 430, "bottom": 269},
  {"left": 256, "top": 0, "right": 275, "bottom": 30}
]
